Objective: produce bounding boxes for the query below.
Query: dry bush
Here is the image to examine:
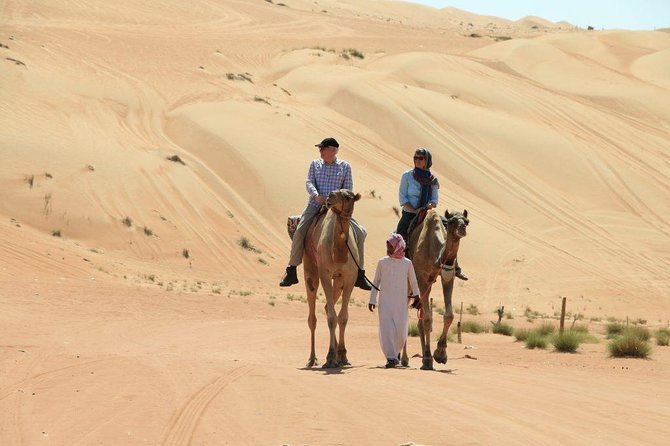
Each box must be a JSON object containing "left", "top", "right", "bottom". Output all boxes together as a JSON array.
[
  {"left": 525, "top": 332, "right": 548, "bottom": 349},
  {"left": 552, "top": 331, "right": 581, "bottom": 353},
  {"left": 491, "top": 322, "right": 513, "bottom": 336},
  {"left": 608, "top": 334, "right": 651, "bottom": 358}
]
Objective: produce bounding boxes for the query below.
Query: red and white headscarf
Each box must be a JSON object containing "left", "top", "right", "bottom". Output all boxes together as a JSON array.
[{"left": 387, "top": 233, "right": 406, "bottom": 259}]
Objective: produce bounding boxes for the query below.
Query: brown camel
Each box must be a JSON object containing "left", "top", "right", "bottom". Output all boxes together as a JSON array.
[
  {"left": 302, "top": 189, "right": 361, "bottom": 368},
  {"left": 401, "top": 209, "right": 469, "bottom": 370}
]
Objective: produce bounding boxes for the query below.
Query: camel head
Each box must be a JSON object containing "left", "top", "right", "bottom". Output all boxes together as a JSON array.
[
  {"left": 443, "top": 209, "right": 469, "bottom": 239},
  {"left": 326, "top": 189, "right": 361, "bottom": 218}
]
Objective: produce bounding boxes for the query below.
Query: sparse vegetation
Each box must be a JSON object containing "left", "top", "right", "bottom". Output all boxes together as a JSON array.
[
  {"left": 608, "top": 333, "right": 651, "bottom": 358},
  {"left": 44, "top": 172, "right": 52, "bottom": 179},
  {"left": 624, "top": 326, "right": 651, "bottom": 341},
  {"left": 491, "top": 322, "right": 514, "bottom": 336},
  {"left": 167, "top": 155, "right": 186, "bottom": 165},
  {"left": 182, "top": 248, "right": 190, "bottom": 259},
  {"left": 461, "top": 320, "right": 487, "bottom": 334},
  {"left": 122, "top": 216, "right": 133, "bottom": 227},
  {"left": 258, "top": 257, "right": 268, "bottom": 265},
  {"left": 253, "top": 96, "right": 271, "bottom": 105},
  {"left": 238, "top": 237, "right": 262, "bottom": 253},
  {"left": 492, "top": 36, "right": 512, "bottom": 41},
  {"left": 656, "top": 328, "right": 669, "bottom": 346},
  {"left": 51, "top": 229, "right": 61, "bottom": 237},
  {"left": 408, "top": 322, "right": 420, "bottom": 337},
  {"left": 536, "top": 322, "right": 556, "bottom": 337},
  {"left": 525, "top": 332, "right": 548, "bottom": 349},
  {"left": 552, "top": 331, "right": 582, "bottom": 353},
  {"left": 468, "top": 33, "right": 482, "bottom": 38},
  {"left": 466, "top": 304, "right": 480, "bottom": 315},
  {"left": 606, "top": 322, "right": 626, "bottom": 338},
  {"left": 225, "top": 73, "right": 253, "bottom": 83},
  {"left": 43, "top": 193, "right": 52, "bottom": 215},
  {"left": 143, "top": 226, "right": 153, "bottom": 236},
  {"left": 514, "top": 328, "right": 531, "bottom": 342},
  {"left": 25, "top": 174, "right": 35, "bottom": 188},
  {"left": 6, "top": 57, "right": 26, "bottom": 66},
  {"left": 86, "top": 164, "right": 95, "bottom": 171},
  {"left": 340, "top": 48, "right": 364, "bottom": 59}
]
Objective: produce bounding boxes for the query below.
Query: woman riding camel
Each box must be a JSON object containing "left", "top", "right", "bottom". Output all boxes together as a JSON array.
[{"left": 396, "top": 147, "right": 468, "bottom": 280}]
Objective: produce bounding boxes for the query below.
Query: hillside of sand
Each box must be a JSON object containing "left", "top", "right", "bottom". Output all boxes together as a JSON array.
[{"left": 1, "top": 1, "right": 669, "bottom": 444}]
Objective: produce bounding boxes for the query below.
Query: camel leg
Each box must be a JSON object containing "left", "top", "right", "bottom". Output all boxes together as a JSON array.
[
  {"left": 336, "top": 280, "right": 353, "bottom": 366},
  {"left": 320, "top": 272, "right": 339, "bottom": 368},
  {"left": 401, "top": 341, "right": 409, "bottom": 367},
  {"left": 434, "top": 276, "right": 455, "bottom": 364},
  {"left": 416, "top": 280, "right": 434, "bottom": 370},
  {"left": 304, "top": 262, "right": 320, "bottom": 367}
]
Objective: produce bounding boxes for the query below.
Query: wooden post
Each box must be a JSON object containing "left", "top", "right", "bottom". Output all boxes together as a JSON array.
[
  {"left": 497, "top": 304, "right": 505, "bottom": 324},
  {"left": 559, "top": 297, "right": 567, "bottom": 334},
  {"left": 457, "top": 301, "right": 463, "bottom": 344}
]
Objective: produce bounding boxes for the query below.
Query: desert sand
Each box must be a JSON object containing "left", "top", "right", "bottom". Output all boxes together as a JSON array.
[{"left": 1, "top": 1, "right": 669, "bottom": 444}]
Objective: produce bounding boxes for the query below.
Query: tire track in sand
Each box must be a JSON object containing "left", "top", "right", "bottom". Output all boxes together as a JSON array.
[{"left": 160, "top": 366, "right": 250, "bottom": 446}]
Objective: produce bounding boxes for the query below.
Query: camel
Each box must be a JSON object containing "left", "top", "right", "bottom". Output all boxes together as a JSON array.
[
  {"left": 302, "top": 189, "right": 362, "bottom": 368},
  {"left": 401, "top": 209, "right": 469, "bottom": 370}
]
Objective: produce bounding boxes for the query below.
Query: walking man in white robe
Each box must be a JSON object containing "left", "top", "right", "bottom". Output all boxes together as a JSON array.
[{"left": 368, "top": 233, "right": 420, "bottom": 368}]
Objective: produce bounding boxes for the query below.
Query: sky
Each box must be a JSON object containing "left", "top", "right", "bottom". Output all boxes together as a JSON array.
[{"left": 407, "top": 0, "right": 670, "bottom": 30}]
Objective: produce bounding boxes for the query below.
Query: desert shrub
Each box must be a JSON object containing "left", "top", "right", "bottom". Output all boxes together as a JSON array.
[
  {"left": 466, "top": 304, "right": 480, "bottom": 315},
  {"left": 182, "top": 248, "right": 190, "bottom": 259},
  {"left": 143, "top": 226, "right": 153, "bottom": 236},
  {"left": 514, "top": 328, "right": 531, "bottom": 342},
  {"left": 571, "top": 324, "right": 590, "bottom": 333},
  {"left": 623, "top": 326, "right": 650, "bottom": 341},
  {"left": 525, "top": 332, "right": 548, "bottom": 349},
  {"left": 122, "top": 216, "right": 133, "bottom": 227},
  {"left": 238, "top": 237, "right": 261, "bottom": 253},
  {"left": 608, "top": 334, "right": 651, "bottom": 358},
  {"left": 461, "top": 320, "right": 487, "bottom": 333},
  {"left": 552, "top": 331, "right": 581, "bottom": 353},
  {"left": 606, "top": 322, "right": 626, "bottom": 338},
  {"left": 167, "top": 155, "right": 186, "bottom": 165},
  {"left": 51, "top": 229, "right": 61, "bottom": 237},
  {"left": 491, "top": 322, "right": 513, "bottom": 336},
  {"left": 408, "top": 322, "right": 419, "bottom": 337},
  {"left": 656, "top": 328, "right": 669, "bottom": 346},
  {"left": 536, "top": 322, "right": 556, "bottom": 336}
]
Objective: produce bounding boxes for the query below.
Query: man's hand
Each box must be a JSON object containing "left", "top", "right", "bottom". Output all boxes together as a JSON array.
[
  {"left": 368, "top": 303, "right": 375, "bottom": 312},
  {"left": 409, "top": 295, "right": 422, "bottom": 310},
  {"left": 315, "top": 195, "right": 326, "bottom": 205}
]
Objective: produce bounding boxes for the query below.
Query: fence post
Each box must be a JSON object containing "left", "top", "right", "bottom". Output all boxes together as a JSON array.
[
  {"left": 457, "top": 301, "right": 463, "bottom": 344},
  {"left": 559, "top": 297, "right": 567, "bottom": 334}
]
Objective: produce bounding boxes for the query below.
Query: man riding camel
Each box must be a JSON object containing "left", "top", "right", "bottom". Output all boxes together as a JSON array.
[{"left": 279, "top": 137, "right": 372, "bottom": 290}]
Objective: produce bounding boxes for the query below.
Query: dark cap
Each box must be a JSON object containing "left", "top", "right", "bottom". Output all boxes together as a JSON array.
[{"left": 315, "top": 137, "right": 339, "bottom": 149}]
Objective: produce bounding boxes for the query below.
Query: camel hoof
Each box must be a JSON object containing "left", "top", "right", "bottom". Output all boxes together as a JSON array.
[
  {"left": 338, "top": 360, "right": 351, "bottom": 367},
  {"left": 322, "top": 360, "right": 339, "bottom": 369},
  {"left": 433, "top": 348, "right": 448, "bottom": 364},
  {"left": 306, "top": 357, "right": 318, "bottom": 368},
  {"left": 401, "top": 358, "right": 409, "bottom": 367},
  {"left": 421, "top": 358, "right": 434, "bottom": 370}
]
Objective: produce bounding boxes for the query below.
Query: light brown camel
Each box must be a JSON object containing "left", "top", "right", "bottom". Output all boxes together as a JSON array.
[
  {"left": 401, "top": 209, "right": 469, "bottom": 370},
  {"left": 302, "top": 189, "right": 361, "bottom": 368}
]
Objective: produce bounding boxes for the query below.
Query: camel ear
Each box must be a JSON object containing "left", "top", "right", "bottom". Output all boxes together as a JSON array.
[
  {"left": 463, "top": 209, "right": 468, "bottom": 218},
  {"left": 354, "top": 193, "right": 361, "bottom": 202},
  {"left": 445, "top": 210, "right": 452, "bottom": 219}
]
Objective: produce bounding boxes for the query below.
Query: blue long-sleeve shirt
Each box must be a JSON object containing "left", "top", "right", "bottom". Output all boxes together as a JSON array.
[
  {"left": 306, "top": 159, "right": 353, "bottom": 209},
  {"left": 398, "top": 169, "right": 439, "bottom": 212}
]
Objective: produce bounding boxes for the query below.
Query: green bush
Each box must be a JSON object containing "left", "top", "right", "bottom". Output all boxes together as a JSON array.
[
  {"left": 514, "top": 328, "right": 531, "bottom": 342},
  {"left": 623, "top": 326, "right": 650, "bottom": 341},
  {"left": 408, "top": 322, "right": 420, "bottom": 337},
  {"left": 466, "top": 304, "right": 480, "bottom": 315},
  {"left": 536, "top": 322, "right": 556, "bottom": 336},
  {"left": 525, "top": 332, "right": 548, "bottom": 349},
  {"left": 552, "top": 331, "right": 581, "bottom": 353},
  {"left": 492, "top": 322, "right": 514, "bottom": 336},
  {"left": 608, "top": 334, "right": 651, "bottom": 358},
  {"left": 461, "top": 320, "right": 487, "bottom": 333},
  {"left": 655, "top": 328, "right": 669, "bottom": 346},
  {"left": 606, "top": 322, "right": 625, "bottom": 338}
]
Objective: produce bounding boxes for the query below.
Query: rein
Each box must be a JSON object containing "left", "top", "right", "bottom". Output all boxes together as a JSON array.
[{"left": 333, "top": 208, "right": 381, "bottom": 292}]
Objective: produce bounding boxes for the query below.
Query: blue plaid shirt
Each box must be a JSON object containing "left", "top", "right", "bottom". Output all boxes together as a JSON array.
[{"left": 306, "top": 158, "right": 353, "bottom": 209}]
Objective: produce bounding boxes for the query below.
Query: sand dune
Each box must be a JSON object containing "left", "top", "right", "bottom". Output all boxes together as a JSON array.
[{"left": 2, "top": 1, "right": 669, "bottom": 444}]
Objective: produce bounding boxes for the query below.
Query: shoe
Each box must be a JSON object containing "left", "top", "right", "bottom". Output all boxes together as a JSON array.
[
  {"left": 385, "top": 359, "right": 396, "bottom": 368},
  {"left": 455, "top": 268, "right": 468, "bottom": 281},
  {"left": 279, "top": 266, "right": 299, "bottom": 287},
  {"left": 355, "top": 269, "right": 372, "bottom": 290}
]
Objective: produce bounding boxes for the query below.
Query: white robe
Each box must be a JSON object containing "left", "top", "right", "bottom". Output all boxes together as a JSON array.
[{"left": 369, "top": 256, "right": 420, "bottom": 360}]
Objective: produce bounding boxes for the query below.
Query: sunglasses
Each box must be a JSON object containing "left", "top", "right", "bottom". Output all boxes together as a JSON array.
[{"left": 413, "top": 156, "right": 425, "bottom": 160}]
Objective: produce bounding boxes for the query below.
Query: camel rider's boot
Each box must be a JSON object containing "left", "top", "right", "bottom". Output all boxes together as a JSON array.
[
  {"left": 279, "top": 266, "right": 299, "bottom": 287},
  {"left": 455, "top": 261, "right": 468, "bottom": 281},
  {"left": 355, "top": 269, "right": 372, "bottom": 291}
]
